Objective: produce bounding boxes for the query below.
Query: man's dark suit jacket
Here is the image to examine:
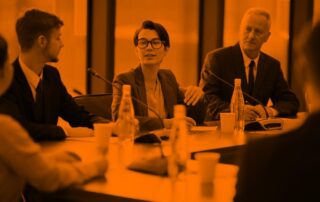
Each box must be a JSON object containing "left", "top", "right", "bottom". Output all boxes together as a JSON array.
[
  {"left": 234, "top": 112, "right": 320, "bottom": 202},
  {"left": 200, "top": 43, "right": 299, "bottom": 120},
  {"left": 112, "top": 66, "right": 205, "bottom": 130},
  {"left": 1, "top": 59, "right": 97, "bottom": 141}
]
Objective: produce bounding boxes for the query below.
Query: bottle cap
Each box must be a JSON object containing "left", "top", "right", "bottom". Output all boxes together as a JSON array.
[
  {"left": 122, "top": 85, "right": 131, "bottom": 96},
  {"left": 234, "top": 78, "right": 241, "bottom": 86},
  {"left": 174, "top": 105, "right": 186, "bottom": 118}
]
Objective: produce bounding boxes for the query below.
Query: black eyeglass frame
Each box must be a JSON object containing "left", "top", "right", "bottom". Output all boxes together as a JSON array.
[{"left": 136, "top": 38, "right": 165, "bottom": 49}]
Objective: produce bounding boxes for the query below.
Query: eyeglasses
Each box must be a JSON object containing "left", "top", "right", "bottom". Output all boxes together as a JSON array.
[{"left": 137, "top": 38, "right": 164, "bottom": 49}]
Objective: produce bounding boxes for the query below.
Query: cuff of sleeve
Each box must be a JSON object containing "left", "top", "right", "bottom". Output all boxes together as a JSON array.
[
  {"left": 61, "top": 126, "right": 69, "bottom": 137},
  {"left": 268, "top": 107, "right": 279, "bottom": 117}
]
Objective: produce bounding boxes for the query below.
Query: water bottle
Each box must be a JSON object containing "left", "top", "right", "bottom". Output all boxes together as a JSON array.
[
  {"left": 230, "top": 78, "right": 245, "bottom": 132},
  {"left": 168, "top": 105, "right": 190, "bottom": 201},
  {"left": 117, "top": 84, "right": 135, "bottom": 165},
  {"left": 168, "top": 105, "right": 189, "bottom": 180}
]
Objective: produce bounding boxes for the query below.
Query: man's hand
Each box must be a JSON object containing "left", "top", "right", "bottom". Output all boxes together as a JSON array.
[
  {"left": 244, "top": 104, "right": 279, "bottom": 120},
  {"left": 63, "top": 126, "right": 94, "bottom": 137},
  {"left": 49, "top": 151, "right": 82, "bottom": 163},
  {"left": 183, "top": 86, "right": 204, "bottom": 106},
  {"left": 244, "top": 105, "right": 260, "bottom": 121}
]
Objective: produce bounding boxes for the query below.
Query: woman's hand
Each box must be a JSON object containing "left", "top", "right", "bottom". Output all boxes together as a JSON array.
[{"left": 182, "top": 86, "right": 204, "bottom": 106}]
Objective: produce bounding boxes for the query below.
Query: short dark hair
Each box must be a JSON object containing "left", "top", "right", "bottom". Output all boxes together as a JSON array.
[
  {"left": 303, "top": 21, "right": 320, "bottom": 86},
  {"left": 16, "top": 9, "right": 63, "bottom": 51},
  {"left": 0, "top": 35, "right": 8, "bottom": 70},
  {"left": 133, "top": 20, "right": 170, "bottom": 48}
]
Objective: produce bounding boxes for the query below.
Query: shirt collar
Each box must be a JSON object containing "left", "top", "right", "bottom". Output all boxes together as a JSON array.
[
  {"left": 19, "top": 56, "right": 43, "bottom": 89},
  {"left": 240, "top": 45, "right": 260, "bottom": 68}
]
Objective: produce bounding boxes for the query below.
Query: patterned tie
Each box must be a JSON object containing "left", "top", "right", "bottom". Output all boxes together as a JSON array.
[{"left": 248, "top": 60, "right": 255, "bottom": 95}]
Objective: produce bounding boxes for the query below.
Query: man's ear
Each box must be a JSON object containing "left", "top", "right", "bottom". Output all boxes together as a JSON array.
[{"left": 37, "top": 35, "right": 48, "bottom": 49}]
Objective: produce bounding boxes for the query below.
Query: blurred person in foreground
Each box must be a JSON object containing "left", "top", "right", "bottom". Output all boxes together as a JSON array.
[
  {"left": 234, "top": 21, "right": 320, "bottom": 202},
  {"left": 2, "top": 9, "right": 107, "bottom": 141},
  {"left": 0, "top": 35, "right": 107, "bottom": 202},
  {"left": 200, "top": 8, "right": 299, "bottom": 120},
  {"left": 112, "top": 20, "right": 205, "bottom": 130}
]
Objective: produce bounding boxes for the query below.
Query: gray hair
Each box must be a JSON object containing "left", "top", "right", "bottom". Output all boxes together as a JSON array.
[{"left": 242, "top": 7, "right": 271, "bottom": 30}]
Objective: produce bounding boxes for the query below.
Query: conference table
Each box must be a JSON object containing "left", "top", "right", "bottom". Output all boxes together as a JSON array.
[{"left": 31, "top": 114, "right": 305, "bottom": 202}]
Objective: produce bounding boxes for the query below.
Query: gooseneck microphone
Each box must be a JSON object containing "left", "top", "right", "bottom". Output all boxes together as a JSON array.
[
  {"left": 88, "top": 68, "right": 167, "bottom": 156},
  {"left": 206, "top": 68, "right": 270, "bottom": 118},
  {"left": 88, "top": 68, "right": 165, "bottom": 128}
]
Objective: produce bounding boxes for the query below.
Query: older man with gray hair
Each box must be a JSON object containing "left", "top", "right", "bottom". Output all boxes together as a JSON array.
[
  {"left": 234, "top": 21, "right": 320, "bottom": 202},
  {"left": 200, "top": 8, "right": 299, "bottom": 120}
]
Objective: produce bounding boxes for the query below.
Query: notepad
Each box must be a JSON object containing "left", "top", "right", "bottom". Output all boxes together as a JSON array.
[{"left": 190, "top": 126, "right": 218, "bottom": 132}]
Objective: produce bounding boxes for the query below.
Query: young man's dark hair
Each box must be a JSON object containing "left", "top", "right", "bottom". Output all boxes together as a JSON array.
[
  {"left": 16, "top": 9, "right": 63, "bottom": 51},
  {"left": 133, "top": 20, "right": 170, "bottom": 49}
]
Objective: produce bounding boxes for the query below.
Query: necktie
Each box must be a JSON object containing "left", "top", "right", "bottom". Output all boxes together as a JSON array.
[
  {"left": 34, "top": 79, "right": 44, "bottom": 121},
  {"left": 248, "top": 60, "right": 255, "bottom": 95},
  {"left": 36, "top": 79, "right": 43, "bottom": 101}
]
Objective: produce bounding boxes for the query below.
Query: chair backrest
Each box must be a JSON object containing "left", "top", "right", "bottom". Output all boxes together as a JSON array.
[{"left": 74, "top": 93, "right": 113, "bottom": 120}]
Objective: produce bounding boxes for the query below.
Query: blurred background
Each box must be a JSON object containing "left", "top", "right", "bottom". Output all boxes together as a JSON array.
[{"left": 0, "top": 0, "right": 319, "bottom": 110}]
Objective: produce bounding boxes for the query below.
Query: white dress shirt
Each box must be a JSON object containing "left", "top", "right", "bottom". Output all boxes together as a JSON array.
[
  {"left": 18, "top": 57, "right": 42, "bottom": 101},
  {"left": 240, "top": 48, "right": 260, "bottom": 83}
]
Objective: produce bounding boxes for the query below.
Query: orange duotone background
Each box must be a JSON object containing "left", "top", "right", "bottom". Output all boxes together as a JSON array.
[
  {"left": 1, "top": 0, "right": 320, "bottom": 94},
  {"left": 0, "top": 0, "right": 320, "bottom": 200}
]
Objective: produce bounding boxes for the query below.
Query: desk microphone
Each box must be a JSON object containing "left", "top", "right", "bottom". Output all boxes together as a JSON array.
[
  {"left": 205, "top": 69, "right": 284, "bottom": 130},
  {"left": 88, "top": 68, "right": 167, "bottom": 143},
  {"left": 206, "top": 68, "right": 269, "bottom": 118},
  {"left": 88, "top": 68, "right": 170, "bottom": 174},
  {"left": 88, "top": 68, "right": 164, "bottom": 127}
]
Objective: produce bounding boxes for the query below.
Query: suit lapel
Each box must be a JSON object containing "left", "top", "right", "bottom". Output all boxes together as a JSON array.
[
  {"left": 158, "top": 71, "right": 173, "bottom": 118},
  {"left": 253, "top": 54, "right": 267, "bottom": 99},
  {"left": 233, "top": 44, "right": 248, "bottom": 93},
  {"left": 134, "top": 67, "right": 148, "bottom": 116},
  {"left": 13, "top": 59, "right": 37, "bottom": 119}
]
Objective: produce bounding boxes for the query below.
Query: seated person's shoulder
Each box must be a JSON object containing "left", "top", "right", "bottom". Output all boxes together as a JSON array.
[
  {"left": 205, "top": 45, "right": 234, "bottom": 62},
  {"left": 115, "top": 68, "right": 137, "bottom": 82},
  {"left": 260, "top": 52, "right": 281, "bottom": 67},
  {"left": 43, "top": 65, "right": 62, "bottom": 79},
  {"left": 159, "top": 68, "right": 174, "bottom": 76}
]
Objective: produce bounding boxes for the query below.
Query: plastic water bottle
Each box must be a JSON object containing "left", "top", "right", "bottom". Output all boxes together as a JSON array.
[
  {"left": 168, "top": 105, "right": 189, "bottom": 180},
  {"left": 117, "top": 84, "right": 135, "bottom": 165},
  {"left": 168, "top": 105, "right": 189, "bottom": 201},
  {"left": 230, "top": 78, "right": 245, "bottom": 133}
]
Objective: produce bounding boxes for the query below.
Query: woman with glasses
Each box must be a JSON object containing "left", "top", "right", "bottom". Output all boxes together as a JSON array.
[{"left": 112, "top": 20, "right": 205, "bottom": 130}]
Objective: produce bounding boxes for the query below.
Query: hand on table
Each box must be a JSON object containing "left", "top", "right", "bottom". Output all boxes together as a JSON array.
[
  {"left": 49, "top": 150, "right": 82, "bottom": 163},
  {"left": 92, "top": 153, "right": 109, "bottom": 176},
  {"left": 63, "top": 126, "right": 94, "bottom": 138},
  {"left": 244, "top": 104, "right": 278, "bottom": 120}
]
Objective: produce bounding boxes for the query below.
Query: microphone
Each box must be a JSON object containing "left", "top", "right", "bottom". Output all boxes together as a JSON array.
[
  {"left": 206, "top": 68, "right": 269, "bottom": 118},
  {"left": 88, "top": 67, "right": 170, "bottom": 173},
  {"left": 88, "top": 68, "right": 167, "bottom": 144},
  {"left": 205, "top": 69, "right": 284, "bottom": 130},
  {"left": 88, "top": 68, "right": 165, "bottom": 128}
]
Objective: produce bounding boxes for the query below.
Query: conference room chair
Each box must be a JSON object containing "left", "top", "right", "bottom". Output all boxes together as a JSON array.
[{"left": 74, "top": 93, "right": 113, "bottom": 120}]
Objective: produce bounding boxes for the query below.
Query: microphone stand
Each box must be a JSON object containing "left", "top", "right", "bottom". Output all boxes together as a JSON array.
[
  {"left": 206, "top": 69, "right": 270, "bottom": 118},
  {"left": 88, "top": 68, "right": 166, "bottom": 157},
  {"left": 205, "top": 69, "right": 284, "bottom": 130}
]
